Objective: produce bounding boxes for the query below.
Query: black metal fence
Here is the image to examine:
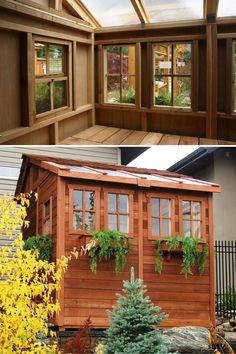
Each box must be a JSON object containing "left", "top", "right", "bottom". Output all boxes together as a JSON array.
[{"left": 215, "top": 240, "right": 236, "bottom": 319}]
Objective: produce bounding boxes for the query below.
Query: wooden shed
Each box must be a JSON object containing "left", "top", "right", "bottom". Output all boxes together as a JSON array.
[{"left": 16, "top": 154, "right": 221, "bottom": 330}]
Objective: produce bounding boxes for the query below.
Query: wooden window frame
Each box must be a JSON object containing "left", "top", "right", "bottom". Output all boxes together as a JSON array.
[
  {"left": 42, "top": 196, "right": 52, "bottom": 235},
  {"left": 147, "top": 192, "right": 175, "bottom": 240},
  {"left": 33, "top": 36, "right": 72, "bottom": 119},
  {"left": 152, "top": 41, "right": 192, "bottom": 110},
  {"left": 104, "top": 188, "right": 134, "bottom": 236},
  {"left": 68, "top": 184, "right": 100, "bottom": 235},
  {"left": 103, "top": 45, "right": 136, "bottom": 106},
  {"left": 179, "top": 195, "right": 206, "bottom": 241}
]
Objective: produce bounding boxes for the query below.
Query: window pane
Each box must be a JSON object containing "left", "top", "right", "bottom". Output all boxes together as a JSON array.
[
  {"left": 193, "top": 202, "right": 201, "bottom": 220},
  {"left": 81, "top": 0, "right": 140, "bottom": 27},
  {"left": 145, "top": 0, "right": 203, "bottom": 23},
  {"left": 122, "top": 46, "right": 135, "bottom": 75},
  {"left": 106, "top": 76, "right": 120, "bottom": 103},
  {"left": 162, "top": 219, "right": 170, "bottom": 236},
  {"left": 154, "top": 78, "right": 172, "bottom": 106},
  {"left": 122, "top": 76, "right": 135, "bottom": 104},
  {"left": 154, "top": 44, "right": 172, "bottom": 76},
  {"left": 49, "top": 45, "right": 63, "bottom": 74},
  {"left": 152, "top": 218, "right": 160, "bottom": 236},
  {"left": 234, "top": 42, "right": 236, "bottom": 112},
  {"left": 35, "top": 82, "right": 51, "bottom": 114},
  {"left": 108, "top": 214, "right": 117, "bottom": 230},
  {"left": 53, "top": 80, "right": 67, "bottom": 109},
  {"left": 85, "top": 191, "right": 95, "bottom": 210},
  {"left": 193, "top": 221, "right": 201, "bottom": 238},
  {"left": 218, "top": 0, "right": 236, "bottom": 17},
  {"left": 106, "top": 47, "right": 121, "bottom": 74},
  {"left": 183, "top": 220, "right": 191, "bottom": 237},
  {"left": 44, "top": 200, "right": 50, "bottom": 217},
  {"left": 173, "top": 77, "right": 191, "bottom": 108},
  {"left": 183, "top": 201, "right": 191, "bottom": 219},
  {"left": 119, "top": 194, "right": 128, "bottom": 213},
  {"left": 174, "top": 43, "right": 191, "bottom": 75},
  {"left": 151, "top": 198, "right": 159, "bottom": 217},
  {"left": 43, "top": 219, "right": 51, "bottom": 235},
  {"left": 85, "top": 212, "right": 95, "bottom": 230},
  {"left": 73, "top": 211, "right": 83, "bottom": 230},
  {"left": 35, "top": 43, "right": 46, "bottom": 76},
  {"left": 162, "top": 199, "right": 170, "bottom": 218},
  {"left": 120, "top": 215, "right": 129, "bottom": 233},
  {"left": 108, "top": 194, "right": 117, "bottom": 213},
  {"left": 73, "top": 190, "right": 82, "bottom": 210}
]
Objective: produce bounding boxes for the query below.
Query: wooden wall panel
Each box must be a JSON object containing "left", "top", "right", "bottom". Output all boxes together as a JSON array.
[
  {"left": 141, "top": 190, "right": 212, "bottom": 328},
  {"left": 76, "top": 44, "right": 88, "bottom": 107},
  {"left": 0, "top": 29, "right": 21, "bottom": 132},
  {"left": 63, "top": 181, "right": 139, "bottom": 328},
  {"left": 58, "top": 111, "right": 91, "bottom": 141},
  {"left": 5, "top": 127, "right": 50, "bottom": 145}
]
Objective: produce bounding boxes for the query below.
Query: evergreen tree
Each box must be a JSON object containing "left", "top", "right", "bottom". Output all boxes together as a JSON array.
[{"left": 103, "top": 267, "right": 170, "bottom": 354}]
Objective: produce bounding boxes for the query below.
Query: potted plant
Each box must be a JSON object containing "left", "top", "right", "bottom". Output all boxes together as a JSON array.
[
  {"left": 80, "top": 230, "right": 130, "bottom": 274},
  {"left": 155, "top": 236, "right": 209, "bottom": 277}
]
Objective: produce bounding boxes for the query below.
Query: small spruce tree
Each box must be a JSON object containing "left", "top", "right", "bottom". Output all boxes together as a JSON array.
[{"left": 103, "top": 267, "right": 169, "bottom": 354}]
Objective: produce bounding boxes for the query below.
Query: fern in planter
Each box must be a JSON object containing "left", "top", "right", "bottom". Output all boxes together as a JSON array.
[
  {"left": 81, "top": 230, "right": 130, "bottom": 274},
  {"left": 155, "top": 236, "right": 208, "bottom": 277},
  {"left": 23, "top": 235, "right": 53, "bottom": 262}
]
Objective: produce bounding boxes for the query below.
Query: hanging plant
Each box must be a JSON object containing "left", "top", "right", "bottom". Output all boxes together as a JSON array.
[
  {"left": 155, "top": 236, "right": 209, "bottom": 277},
  {"left": 80, "top": 230, "right": 130, "bottom": 274}
]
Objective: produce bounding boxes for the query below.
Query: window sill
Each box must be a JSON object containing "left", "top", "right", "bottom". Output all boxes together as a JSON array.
[
  {"left": 153, "top": 106, "right": 192, "bottom": 113},
  {"left": 36, "top": 106, "right": 70, "bottom": 120}
]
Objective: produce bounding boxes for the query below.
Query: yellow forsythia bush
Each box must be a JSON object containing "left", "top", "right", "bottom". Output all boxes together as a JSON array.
[{"left": 0, "top": 193, "right": 78, "bottom": 353}]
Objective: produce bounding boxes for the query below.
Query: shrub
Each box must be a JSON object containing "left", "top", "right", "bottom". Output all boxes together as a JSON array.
[
  {"left": 63, "top": 316, "right": 92, "bottom": 354},
  {"left": 103, "top": 267, "right": 170, "bottom": 354},
  {"left": 23, "top": 234, "right": 53, "bottom": 262}
]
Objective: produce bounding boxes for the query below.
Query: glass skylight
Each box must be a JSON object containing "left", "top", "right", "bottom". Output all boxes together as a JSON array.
[
  {"left": 81, "top": 0, "right": 140, "bottom": 27},
  {"left": 218, "top": 0, "right": 236, "bottom": 17},
  {"left": 143, "top": 0, "right": 203, "bottom": 23}
]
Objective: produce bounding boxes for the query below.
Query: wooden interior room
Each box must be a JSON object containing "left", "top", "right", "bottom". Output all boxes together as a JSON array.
[{"left": 0, "top": 0, "right": 236, "bottom": 145}]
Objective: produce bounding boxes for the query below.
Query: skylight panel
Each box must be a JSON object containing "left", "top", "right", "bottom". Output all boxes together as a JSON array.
[
  {"left": 144, "top": 0, "right": 203, "bottom": 23},
  {"left": 81, "top": 0, "right": 140, "bottom": 27},
  {"left": 218, "top": 0, "right": 236, "bottom": 17}
]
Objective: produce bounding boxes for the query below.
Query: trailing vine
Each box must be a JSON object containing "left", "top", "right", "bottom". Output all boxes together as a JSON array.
[
  {"left": 81, "top": 230, "right": 130, "bottom": 274},
  {"left": 155, "top": 236, "right": 209, "bottom": 277}
]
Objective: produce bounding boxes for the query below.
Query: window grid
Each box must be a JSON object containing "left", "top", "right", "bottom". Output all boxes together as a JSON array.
[
  {"left": 73, "top": 190, "right": 96, "bottom": 231},
  {"left": 34, "top": 42, "right": 68, "bottom": 116},
  {"left": 151, "top": 198, "right": 171, "bottom": 237},
  {"left": 153, "top": 42, "right": 192, "bottom": 108},
  {"left": 104, "top": 46, "right": 136, "bottom": 104},
  {"left": 108, "top": 193, "right": 129, "bottom": 232},
  {"left": 182, "top": 200, "right": 202, "bottom": 238},
  {"left": 42, "top": 198, "right": 52, "bottom": 235}
]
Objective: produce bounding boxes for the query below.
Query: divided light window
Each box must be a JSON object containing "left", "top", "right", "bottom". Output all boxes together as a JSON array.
[
  {"left": 42, "top": 198, "right": 52, "bottom": 235},
  {"left": 104, "top": 46, "right": 136, "bottom": 105},
  {"left": 34, "top": 42, "right": 68, "bottom": 116},
  {"left": 150, "top": 198, "right": 172, "bottom": 237},
  {"left": 72, "top": 190, "right": 96, "bottom": 231},
  {"left": 153, "top": 42, "right": 192, "bottom": 108},
  {"left": 182, "top": 200, "right": 202, "bottom": 238},
  {"left": 234, "top": 41, "right": 236, "bottom": 112},
  {"left": 108, "top": 193, "right": 129, "bottom": 233}
]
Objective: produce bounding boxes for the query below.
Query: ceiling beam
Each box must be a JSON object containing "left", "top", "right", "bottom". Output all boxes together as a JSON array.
[
  {"left": 63, "top": 0, "right": 101, "bottom": 28},
  {"left": 130, "top": 0, "right": 150, "bottom": 24},
  {"left": 204, "top": 0, "right": 219, "bottom": 21}
]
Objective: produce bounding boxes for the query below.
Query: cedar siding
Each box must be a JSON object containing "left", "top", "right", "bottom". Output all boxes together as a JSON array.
[{"left": 17, "top": 155, "right": 220, "bottom": 329}]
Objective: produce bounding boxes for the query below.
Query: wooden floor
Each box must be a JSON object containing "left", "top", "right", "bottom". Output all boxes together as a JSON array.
[{"left": 60, "top": 125, "right": 236, "bottom": 145}]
